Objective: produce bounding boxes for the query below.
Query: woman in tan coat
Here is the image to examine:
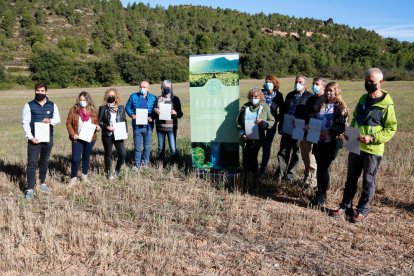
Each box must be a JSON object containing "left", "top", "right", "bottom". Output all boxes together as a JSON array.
[{"left": 66, "top": 91, "right": 100, "bottom": 185}]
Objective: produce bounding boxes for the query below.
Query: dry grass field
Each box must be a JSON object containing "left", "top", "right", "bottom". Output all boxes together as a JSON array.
[{"left": 0, "top": 78, "right": 413, "bottom": 275}]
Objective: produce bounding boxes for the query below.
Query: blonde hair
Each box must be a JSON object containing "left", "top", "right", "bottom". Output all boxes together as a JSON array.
[
  {"left": 324, "top": 82, "right": 348, "bottom": 116},
  {"left": 103, "top": 88, "right": 121, "bottom": 105}
]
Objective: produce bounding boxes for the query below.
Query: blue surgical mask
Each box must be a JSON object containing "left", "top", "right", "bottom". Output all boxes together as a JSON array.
[
  {"left": 139, "top": 88, "right": 147, "bottom": 95},
  {"left": 294, "top": 83, "right": 304, "bottom": 92},
  {"left": 264, "top": 82, "right": 274, "bottom": 91},
  {"left": 312, "top": 84, "right": 321, "bottom": 94},
  {"left": 250, "top": 98, "right": 260, "bottom": 105},
  {"left": 79, "top": 100, "right": 87, "bottom": 108}
]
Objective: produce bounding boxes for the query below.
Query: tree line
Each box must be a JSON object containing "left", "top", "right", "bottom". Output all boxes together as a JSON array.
[{"left": 0, "top": 0, "right": 413, "bottom": 88}]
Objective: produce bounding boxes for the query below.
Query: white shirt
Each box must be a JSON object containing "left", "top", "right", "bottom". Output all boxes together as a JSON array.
[{"left": 22, "top": 101, "right": 61, "bottom": 140}]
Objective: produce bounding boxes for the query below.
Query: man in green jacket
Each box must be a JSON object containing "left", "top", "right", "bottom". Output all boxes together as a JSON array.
[{"left": 331, "top": 68, "right": 397, "bottom": 223}]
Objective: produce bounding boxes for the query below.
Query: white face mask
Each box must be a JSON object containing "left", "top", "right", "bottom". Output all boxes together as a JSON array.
[
  {"left": 250, "top": 98, "right": 260, "bottom": 105},
  {"left": 295, "top": 83, "right": 304, "bottom": 92},
  {"left": 79, "top": 100, "right": 88, "bottom": 108},
  {"left": 264, "top": 82, "right": 274, "bottom": 91}
]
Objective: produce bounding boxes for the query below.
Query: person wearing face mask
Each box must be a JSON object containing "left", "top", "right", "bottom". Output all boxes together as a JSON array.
[
  {"left": 300, "top": 77, "right": 327, "bottom": 188},
  {"left": 125, "top": 80, "right": 157, "bottom": 169},
  {"left": 152, "top": 80, "right": 183, "bottom": 162},
  {"left": 330, "top": 68, "right": 397, "bottom": 223},
  {"left": 307, "top": 82, "right": 348, "bottom": 207},
  {"left": 275, "top": 75, "right": 313, "bottom": 183},
  {"left": 259, "top": 75, "right": 284, "bottom": 176},
  {"left": 237, "top": 88, "right": 275, "bottom": 174},
  {"left": 66, "top": 91, "right": 100, "bottom": 185},
  {"left": 98, "top": 88, "right": 127, "bottom": 180},
  {"left": 21, "top": 83, "right": 61, "bottom": 199}
]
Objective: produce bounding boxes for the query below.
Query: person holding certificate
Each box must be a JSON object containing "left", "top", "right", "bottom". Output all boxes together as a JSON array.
[
  {"left": 330, "top": 68, "right": 397, "bottom": 223},
  {"left": 275, "top": 76, "right": 313, "bottom": 183},
  {"left": 152, "top": 80, "right": 183, "bottom": 162},
  {"left": 259, "top": 75, "right": 284, "bottom": 176},
  {"left": 237, "top": 88, "right": 275, "bottom": 173},
  {"left": 66, "top": 91, "right": 100, "bottom": 185},
  {"left": 307, "top": 82, "right": 348, "bottom": 207},
  {"left": 98, "top": 88, "right": 127, "bottom": 180},
  {"left": 125, "top": 80, "right": 157, "bottom": 169},
  {"left": 22, "top": 83, "right": 61, "bottom": 199}
]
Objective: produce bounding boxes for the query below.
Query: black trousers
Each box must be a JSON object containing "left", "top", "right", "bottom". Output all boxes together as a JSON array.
[
  {"left": 340, "top": 152, "right": 382, "bottom": 216},
  {"left": 102, "top": 135, "right": 126, "bottom": 174},
  {"left": 243, "top": 140, "right": 262, "bottom": 173},
  {"left": 276, "top": 134, "right": 299, "bottom": 180},
  {"left": 27, "top": 141, "right": 53, "bottom": 190},
  {"left": 313, "top": 141, "right": 336, "bottom": 202}
]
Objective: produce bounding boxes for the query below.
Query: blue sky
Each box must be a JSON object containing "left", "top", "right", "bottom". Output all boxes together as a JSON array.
[{"left": 121, "top": 0, "right": 414, "bottom": 42}]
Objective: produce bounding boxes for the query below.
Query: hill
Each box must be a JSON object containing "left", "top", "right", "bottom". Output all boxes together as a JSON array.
[{"left": 0, "top": 0, "right": 414, "bottom": 88}]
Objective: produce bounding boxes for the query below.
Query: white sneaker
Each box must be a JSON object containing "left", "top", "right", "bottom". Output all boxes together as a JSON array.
[
  {"left": 69, "top": 177, "right": 78, "bottom": 186},
  {"left": 81, "top": 174, "right": 91, "bottom": 184}
]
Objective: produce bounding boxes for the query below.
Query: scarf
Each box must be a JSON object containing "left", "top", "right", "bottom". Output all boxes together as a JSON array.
[
  {"left": 108, "top": 103, "right": 119, "bottom": 113},
  {"left": 79, "top": 108, "right": 91, "bottom": 122}
]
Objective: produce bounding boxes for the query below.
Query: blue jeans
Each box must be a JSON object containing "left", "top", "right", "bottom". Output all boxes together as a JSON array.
[
  {"left": 339, "top": 152, "right": 382, "bottom": 216},
  {"left": 71, "top": 140, "right": 95, "bottom": 178},
  {"left": 133, "top": 127, "right": 152, "bottom": 166},
  {"left": 157, "top": 130, "right": 176, "bottom": 159},
  {"left": 259, "top": 124, "right": 277, "bottom": 174}
]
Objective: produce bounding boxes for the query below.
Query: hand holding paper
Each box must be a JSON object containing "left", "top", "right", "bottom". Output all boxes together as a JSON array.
[{"left": 345, "top": 126, "right": 360, "bottom": 155}]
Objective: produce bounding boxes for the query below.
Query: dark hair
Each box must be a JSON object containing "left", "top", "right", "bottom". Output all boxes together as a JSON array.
[{"left": 35, "top": 82, "right": 47, "bottom": 91}]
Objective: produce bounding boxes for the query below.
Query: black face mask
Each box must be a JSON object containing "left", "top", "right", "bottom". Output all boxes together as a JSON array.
[
  {"left": 107, "top": 95, "right": 116, "bottom": 103},
  {"left": 365, "top": 82, "right": 378, "bottom": 94},
  {"left": 35, "top": 93, "right": 46, "bottom": 101},
  {"left": 163, "top": 88, "right": 171, "bottom": 95}
]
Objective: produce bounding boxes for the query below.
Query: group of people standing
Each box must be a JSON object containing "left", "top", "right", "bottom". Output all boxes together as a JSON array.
[
  {"left": 21, "top": 67, "right": 397, "bottom": 223},
  {"left": 237, "top": 67, "right": 397, "bottom": 223},
  {"left": 22, "top": 80, "right": 182, "bottom": 199}
]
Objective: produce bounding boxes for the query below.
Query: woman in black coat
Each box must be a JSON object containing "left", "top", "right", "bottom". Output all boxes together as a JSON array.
[{"left": 98, "top": 88, "right": 127, "bottom": 180}]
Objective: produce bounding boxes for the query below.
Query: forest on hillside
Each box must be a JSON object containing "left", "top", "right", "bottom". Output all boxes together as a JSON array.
[{"left": 0, "top": 0, "right": 413, "bottom": 88}]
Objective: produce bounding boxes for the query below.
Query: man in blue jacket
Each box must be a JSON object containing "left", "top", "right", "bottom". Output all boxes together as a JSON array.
[{"left": 125, "top": 80, "right": 157, "bottom": 169}]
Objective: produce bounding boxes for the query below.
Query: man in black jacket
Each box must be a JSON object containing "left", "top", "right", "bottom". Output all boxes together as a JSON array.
[{"left": 275, "top": 75, "right": 313, "bottom": 182}]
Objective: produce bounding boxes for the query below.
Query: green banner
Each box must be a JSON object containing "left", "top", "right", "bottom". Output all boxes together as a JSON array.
[{"left": 189, "top": 53, "right": 239, "bottom": 171}]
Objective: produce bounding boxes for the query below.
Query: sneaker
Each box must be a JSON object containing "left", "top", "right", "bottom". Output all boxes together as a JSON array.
[
  {"left": 81, "top": 174, "right": 91, "bottom": 184},
  {"left": 351, "top": 213, "right": 367, "bottom": 224},
  {"left": 40, "top": 183, "right": 49, "bottom": 193},
  {"left": 69, "top": 177, "right": 78, "bottom": 186},
  {"left": 329, "top": 208, "right": 354, "bottom": 220},
  {"left": 25, "top": 189, "right": 34, "bottom": 200},
  {"left": 132, "top": 165, "right": 140, "bottom": 172},
  {"left": 329, "top": 208, "right": 346, "bottom": 218},
  {"left": 310, "top": 196, "right": 325, "bottom": 207}
]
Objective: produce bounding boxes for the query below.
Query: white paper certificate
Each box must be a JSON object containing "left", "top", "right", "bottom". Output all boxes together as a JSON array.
[
  {"left": 34, "top": 122, "right": 50, "bottom": 142},
  {"left": 159, "top": 103, "right": 172, "bottom": 120},
  {"left": 282, "top": 114, "right": 294, "bottom": 135},
  {"left": 306, "top": 118, "right": 323, "bottom": 144},
  {"left": 245, "top": 120, "right": 259, "bottom": 139},
  {"left": 113, "top": 122, "right": 128, "bottom": 140},
  {"left": 292, "top": 119, "right": 305, "bottom": 141},
  {"left": 78, "top": 122, "right": 96, "bottom": 143},
  {"left": 135, "top": 108, "right": 148, "bottom": 125},
  {"left": 345, "top": 126, "right": 360, "bottom": 155}
]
